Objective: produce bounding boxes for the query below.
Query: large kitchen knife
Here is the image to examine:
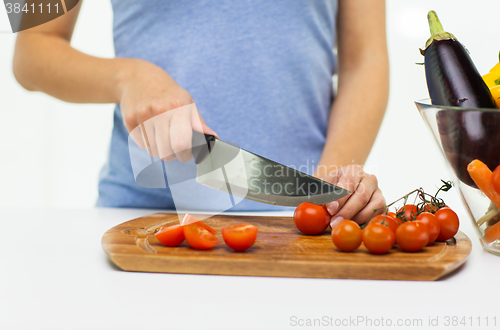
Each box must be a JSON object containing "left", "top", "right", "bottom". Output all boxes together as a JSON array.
[{"left": 191, "top": 132, "right": 350, "bottom": 207}]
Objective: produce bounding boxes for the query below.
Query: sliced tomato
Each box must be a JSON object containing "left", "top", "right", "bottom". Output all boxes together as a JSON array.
[
  {"left": 155, "top": 224, "right": 185, "bottom": 247},
  {"left": 183, "top": 222, "right": 218, "bottom": 250},
  {"left": 194, "top": 221, "right": 217, "bottom": 235},
  {"left": 181, "top": 214, "right": 217, "bottom": 235},
  {"left": 222, "top": 223, "right": 258, "bottom": 251}
]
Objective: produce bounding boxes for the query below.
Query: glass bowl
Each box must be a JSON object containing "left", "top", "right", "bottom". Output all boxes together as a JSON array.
[{"left": 416, "top": 99, "right": 500, "bottom": 255}]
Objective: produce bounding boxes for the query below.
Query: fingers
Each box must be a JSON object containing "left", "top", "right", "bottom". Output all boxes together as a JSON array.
[
  {"left": 325, "top": 166, "right": 385, "bottom": 226},
  {"left": 129, "top": 125, "right": 147, "bottom": 150},
  {"left": 325, "top": 165, "right": 364, "bottom": 216},
  {"left": 350, "top": 188, "right": 386, "bottom": 224},
  {"left": 191, "top": 107, "right": 218, "bottom": 138},
  {"left": 154, "top": 112, "right": 175, "bottom": 161},
  {"left": 330, "top": 174, "right": 377, "bottom": 223},
  {"left": 169, "top": 107, "right": 194, "bottom": 162},
  {"left": 141, "top": 120, "right": 159, "bottom": 158},
  {"left": 123, "top": 96, "right": 215, "bottom": 162}
]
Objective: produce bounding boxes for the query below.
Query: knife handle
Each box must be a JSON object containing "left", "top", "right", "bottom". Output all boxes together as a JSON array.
[{"left": 192, "top": 131, "right": 216, "bottom": 164}]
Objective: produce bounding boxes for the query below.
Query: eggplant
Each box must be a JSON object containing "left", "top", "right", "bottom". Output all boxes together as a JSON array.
[
  {"left": 421, "top": 11, "right": 499, "bottom": 187},
  {"left": 422, "top": 11, "right": 495, "bottom": 108}
]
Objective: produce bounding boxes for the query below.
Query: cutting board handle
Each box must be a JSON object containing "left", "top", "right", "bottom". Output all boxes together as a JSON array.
[{"left": 192, "top": 131, "right": 216, "bottom": 164}]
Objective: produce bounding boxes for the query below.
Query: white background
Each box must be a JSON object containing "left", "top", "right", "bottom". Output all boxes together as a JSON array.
[{"left": 0, "top": 0, "right": 499, "bottom": 212}]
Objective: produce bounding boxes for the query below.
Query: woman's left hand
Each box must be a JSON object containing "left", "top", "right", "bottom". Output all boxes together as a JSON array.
[{"left": 320, "top": 165, "right": 385, "bottom": 227}]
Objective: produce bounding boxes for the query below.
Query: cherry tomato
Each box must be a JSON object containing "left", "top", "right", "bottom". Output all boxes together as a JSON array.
[
  {"left": 484, "top": 221, "right": 500, "bottom": 243},
  {"left": 423, "top": 203, "right": 440, "bottom": 214},
  {"left": 362, "top": 223, "right": 395, "bottom": 254},
  {"left": 416, "top": 212, "right": 440, "bottom": 245},
  {"left": 492, "top": 165, "right": 500, "bottom": 195},
  {"left": 331, "top": 220, "right": 362, "bottom": 252},
  {"left": 397, "top": 204, "right": 418, "bottom": 221},
  {"left": 181, "top": 214, "right": 217, "bottom": 235},
  {"left": 194, "top": 221, "right": 217, "bottom": 235},
  {"left": 222, "top": 223, "right": 258, "bottom": 251},
  {"left": 293, "top": 202, "right": 330, "bottom": 235},
  {"left": 387, "top": 211, "right": 403, "bottom": 226},
  {"left": 396, "top": 221, "right": 429, "bottom": 252},
  {"left": 155, "top": 224, "right": 185, "bottom": 247},
  {"left": 369, "top": 214, "right": 399, "bottom": 233},
  {"left": 183, "top": 222, "right": 218, "bottom": 250},
  {"left": 434, "top": 207, "right": 459, "bottom": 241}
]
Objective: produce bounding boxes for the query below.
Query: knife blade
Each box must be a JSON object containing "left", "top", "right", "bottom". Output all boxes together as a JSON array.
[{"left": 191, "top": 132, "right": 350, "bottom": 207}]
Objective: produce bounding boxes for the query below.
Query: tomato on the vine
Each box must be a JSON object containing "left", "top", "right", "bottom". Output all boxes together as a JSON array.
[
  {"left": 332, "top": 220, "right": 362, "bottom": 252},
  {"left": 362, "top": 223, "right": 395, "bottom": 254},
  {"left": 385, "top": 212, "right": 403, "bottom": 225},
  {"left": 395, "top": 221, "right": 429, "bottom": 252},
  {"left": 369, "top": 214, "right": 399, "bottom": 233},
  {"left": 293, "top": 202, "right": 330, "bottom": 235},
  {"left": 397, "top": 204, "right": 418, "bottom": 221},
  {"left": 423, "top": 203, "right": 441, "bottom": 214},
  {"left": 222, "top": 223, "right": 258, "bottom": 251},
  {"left": 434, "top": 207, "right": 459, "bottom": 241},
  {"left": 155, "top": 224, "right": 185, "bottom": 247},
  {"left": 416, "top": 212, "right": 440, "bottom": 245},
  {"left": 387, "top": 212, "right": 397, "bottom": 218}
]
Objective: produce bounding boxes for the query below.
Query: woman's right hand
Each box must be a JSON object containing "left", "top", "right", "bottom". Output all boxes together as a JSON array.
[{"left": 118, "top": 60, "right": 217, "bottom": 162}]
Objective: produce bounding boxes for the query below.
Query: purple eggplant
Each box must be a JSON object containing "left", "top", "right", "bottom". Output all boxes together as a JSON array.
[{"left": 422, "top": 11, "right": 499, "bottom": 187}]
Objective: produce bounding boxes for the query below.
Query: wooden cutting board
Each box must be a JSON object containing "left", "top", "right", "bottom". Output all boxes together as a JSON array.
[{"left": 102, "top": 213, "right": 472, "bottom": 281}]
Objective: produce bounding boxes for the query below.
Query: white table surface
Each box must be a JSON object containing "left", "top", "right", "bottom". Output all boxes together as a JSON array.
[{"left": 1, "top": 207, "right": 499, "bottom": 330}]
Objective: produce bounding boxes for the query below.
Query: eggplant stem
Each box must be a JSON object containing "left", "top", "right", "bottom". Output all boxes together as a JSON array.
[{"left": 428, "top": 10, "right": 444, "bottom": 36}]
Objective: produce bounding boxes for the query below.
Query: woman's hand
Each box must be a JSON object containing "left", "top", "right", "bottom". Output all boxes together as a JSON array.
[
  {"left": 119, "top": 60, "right": 217, "bottom": 162},
  {"left": 320, "top": 165, "right": 385, "bottom": 226}
]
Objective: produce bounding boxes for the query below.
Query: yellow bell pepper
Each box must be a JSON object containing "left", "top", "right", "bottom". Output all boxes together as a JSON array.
[
  {"left": 483, "top": 57, "right": 500, "bottom": 108},
  {"left": 483, "top": 72, "right": 498, "bottom": 88},
  {"left": 489, "top": 62, "right": 500, "bottom": 76},
  {"left": 490, "top": 85, "right": 500, "bottom": 108}
]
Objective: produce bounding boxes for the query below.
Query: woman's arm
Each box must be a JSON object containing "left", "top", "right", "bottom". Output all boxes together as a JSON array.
[
  {"left": 14, "top": 3, "right": 127, "bottom": 103},
  {"left": 13, "top": 3, "right": 216, "bottom": 161},
  {"left": 316, "top": 0, "right": 389, "bottom": 224}
]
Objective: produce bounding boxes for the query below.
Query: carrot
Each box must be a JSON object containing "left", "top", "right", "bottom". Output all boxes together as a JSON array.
[
  {"left": 467, "top": 160, "right": 500, "bottom": 209},
  {"left": 484, "top": 221, "right": 500, "bottom": 244},
  {"left": 467, "top": 159, "right": 500, "bottom": 243}
]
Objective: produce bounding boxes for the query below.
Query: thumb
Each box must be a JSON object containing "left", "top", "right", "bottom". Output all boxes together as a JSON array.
[{"left": 201, "top": 121, "right": 219, "bottom": 139}]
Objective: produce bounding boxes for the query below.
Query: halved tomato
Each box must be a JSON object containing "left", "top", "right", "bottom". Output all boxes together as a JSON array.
[
  {"left": 155, "top": 224, "right": 185, "bottom": 247},
  {"left": 183, "top": 222, "right": 218, "bottom": 250},
  {"left": 181, "top": 214, "right": 217, "bottom": 235},
  {"left": 222, "top": 223, "right": 258, "bottom": 251},
  {"left": 194, "top": 221, "right": 217, "bottom": 235}
]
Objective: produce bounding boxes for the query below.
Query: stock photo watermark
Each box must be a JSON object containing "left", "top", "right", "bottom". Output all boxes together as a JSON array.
[
  {"left": 290, "top": 314, "right": 498, "bottom": 328},
  {"left": 1, "top": 1, "right": 80, "bottom": 33}
]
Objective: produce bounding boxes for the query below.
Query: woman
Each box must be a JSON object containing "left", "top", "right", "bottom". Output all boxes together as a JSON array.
[{"left": 13, "top": 0, "right": 389, "bottom": 226}]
